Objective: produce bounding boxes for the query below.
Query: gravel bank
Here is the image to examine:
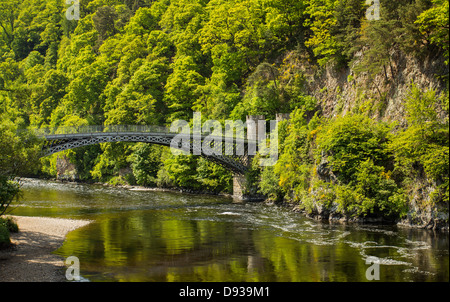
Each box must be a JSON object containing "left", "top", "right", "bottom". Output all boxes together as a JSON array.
[{"left": 0, "top": 216, "right": 91, "bottom": 282}]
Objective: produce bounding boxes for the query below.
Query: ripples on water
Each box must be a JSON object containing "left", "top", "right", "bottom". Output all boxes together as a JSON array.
[{"left": 13, "top": 178, "right": 449, "bottom": 282}]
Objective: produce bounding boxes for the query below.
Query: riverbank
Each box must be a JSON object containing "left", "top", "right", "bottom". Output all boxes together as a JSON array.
[
  {"left": 43, "top": 177, "right": 449, "bottom": 231},
  {"left": 275, "top": 201, "right": 449, "bottom": 232},
  {"left": 0, "top": 216, "right": 91, "bottom": 282},
  {"left": 37, "top": 177, "right": 235, "bottom": 199}
]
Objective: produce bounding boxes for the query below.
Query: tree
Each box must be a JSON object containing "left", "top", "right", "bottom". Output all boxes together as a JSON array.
[
  {"left": 0, "top": 117, "right": 41, "bottom": 215},
  {"left": 0, "top": 0, "right": 19, "bottom": 50},
  {"left": 264, "top": 0, "right": 308, "bottom": 50},
  {"left": 416, "top": 0, "right": 449, "bottom": 62},
  {"left": 240, "top": 62, "right": 282, "bottom": 119},
  {"left": 273, "top": 109, "right": 316, "bottom": 201},
  {"left": 105, "top": 58, "right": 168, "bottom": 125},
  {"left": 160, "top": 0, "right": 206, "bottom": 61},
  {"left": 128, "top": 143, "right": 163, "bottom": 186},
  {"left": 92, "top": 6, "right": 118, "bottom": 48},
  {"left": 389, "top": 84, "right": 449, "bottom": 205},
  {"left": 332, "top": 0, "right": 366, "bottom": 65},
  {"left": 124, "top": 7, "right": 157, "bottom": 35},
  {"left": 163, "top": 55, "right": 204, "bottom": 121},
  {"left": 37, "top": 70, "right": 69, "bottom": 125},
  {"left": 162, "top": 154, "right": 201, "bottom": 189},
  {"left": 196, "top": 158, "right": 233, "bottom": 193},
  {"left": 304, "top": 0, "right": 339, "bottom": 66},
  {"left": 396, "top": 0, "right": 433, "bottom": 57},
  {"left": 353, "top": 18, "right": 399, "bottom": 97},
  {"left": 316, "top": 114, "right": 391, "bottom": 184}
]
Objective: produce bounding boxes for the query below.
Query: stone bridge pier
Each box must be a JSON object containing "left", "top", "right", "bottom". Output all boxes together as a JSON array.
[{"left": 232, "top": 115, "right": 263, "bottom": 200}]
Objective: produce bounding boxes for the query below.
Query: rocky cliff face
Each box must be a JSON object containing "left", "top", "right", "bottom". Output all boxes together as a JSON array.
[
  {"left": 284, "top": 50, "right": 449, "bottom": 231},
  {"left": 291, "top": 50, "right": 448, "bottom": 123},
  {"left": 56, "top": 155, "right": 79, "bottom": 181},
  {"left": 398, "top": 178, "right": 449, "bottom": 231}
]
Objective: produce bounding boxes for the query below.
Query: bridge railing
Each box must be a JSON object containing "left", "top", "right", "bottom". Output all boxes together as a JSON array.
[
  {"left": 28, "top": 124, "right": 256, "bottom": 143},
  {"left": 31, "top": 125, "right": 173, "bottom": 136}
]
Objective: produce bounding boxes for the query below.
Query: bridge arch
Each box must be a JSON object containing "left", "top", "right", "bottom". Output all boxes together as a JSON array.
[
  {"left": 33, "top": 116, "right": 279, "bottom": 200},
  {"left": 39, "top": 128, "right": 251, "bottom": 175}
]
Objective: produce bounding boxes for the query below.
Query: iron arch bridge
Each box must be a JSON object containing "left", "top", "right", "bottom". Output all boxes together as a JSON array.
[{"left": 34, "top": 125, "right": 254, "bottom": 174}]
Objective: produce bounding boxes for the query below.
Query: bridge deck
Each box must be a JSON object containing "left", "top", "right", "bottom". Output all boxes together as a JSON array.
[
  {"left": 39, "top": 131, "right": 257, "bottom": 174},
  {"left": 43, "top": 132, "right": 255, "bottom": 144}
]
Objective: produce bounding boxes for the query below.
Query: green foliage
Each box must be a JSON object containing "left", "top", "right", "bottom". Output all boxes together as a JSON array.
[
  {"left": 259, "top": 165, "right": 282, "bottom": 201},
  {"left": 0, "top": 179, "right": 20, "bottom": 216},
  {"left": 416, "top": 0, "right": 449, "bottom": 62},
  {"left": 315, "top": 114, "right": 391, "bottom": 183},
  {"left": 0, "top": 223, "right": 10, "bottom": 248},
  {"left": 128, "top": 143, "right": 163, "bottom": 187},
  {"left": 353, "top": 19, "right": 398, "bottom": 83},
  {"left": 350, "top": 159, "right": 407, "bottom": 217},
  {"left": 0, "top": 216, "right": 18, "bottom": 233},
  {"left": 241, "top": 62, "right": 281, "bottom": 119},
  {"left": 267, "top": 108, "right": 318, "bottom": 201},
  {"left": 162, "top": 154, "right": 201, "bottom": 189},
  {"left": 259, "top": 108, "right": 411, "bottom": 219},
  {"left": 164, "top": 55, "right": 204, "bottom": 121},
  {"left": 196, "top": 158, "right": 233, "bottom": 193},
  {"left": 0, "top": 117, "right": 41, "bottom": 215},
  {"left": 332, "top": 0, "right": 366, "bottom": 65},
  {"left": 312, "top": 114, "right": 408, "bottom": 217},
  {"left": 0, "top": 0, "right": 448, "bottom": 214},
  {"left": 304, "top": 0, "right": 339, "bottom": 66},
  {"left": 91, "top": 142, "right": 131, "bottom": 181},
  {"left": 67, "top": 145, "right": 103, "bottom": 181},
  {"left": 389, "top": 83, "right": 449, "bottom": 204},
  {"left": 93, "top": 6, "right": 119, "bottom": 48}
]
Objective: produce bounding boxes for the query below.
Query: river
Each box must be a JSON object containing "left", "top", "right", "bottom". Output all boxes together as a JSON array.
[{"left": 11, "top": 178, "right": 449, "bottom": 282}]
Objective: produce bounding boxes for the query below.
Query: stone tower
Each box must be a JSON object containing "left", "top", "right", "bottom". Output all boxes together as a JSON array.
[
  {"left": 232, "top": 115, "right": 265, "bottom": 200},
  {"left": 232, "top": 113, "right": 291, "bottom": 201}
]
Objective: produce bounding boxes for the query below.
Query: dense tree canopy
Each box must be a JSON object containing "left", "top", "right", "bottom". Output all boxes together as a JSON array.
[{"left": 0, "top": 0, "right": 448, "bottom": 220}]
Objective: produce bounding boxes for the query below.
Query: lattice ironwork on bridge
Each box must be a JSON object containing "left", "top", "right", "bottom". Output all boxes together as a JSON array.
[{"left": 34, "top": 125, "right": 254, "bottom": 174}]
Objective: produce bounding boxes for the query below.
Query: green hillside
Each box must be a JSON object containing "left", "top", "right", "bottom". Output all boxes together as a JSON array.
[{"left": 1, "top": 0, "right": 448, "bottom": 228}]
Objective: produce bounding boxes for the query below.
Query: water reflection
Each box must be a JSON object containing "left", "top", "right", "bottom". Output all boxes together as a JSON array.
[{"left": 15, "top": 179, "right": 450, "bottom": 282}]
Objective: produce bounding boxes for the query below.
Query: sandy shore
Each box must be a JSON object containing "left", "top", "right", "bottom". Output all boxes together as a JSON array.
[{"left": 0, "top": 216, "right": 91, "bottom": 282}]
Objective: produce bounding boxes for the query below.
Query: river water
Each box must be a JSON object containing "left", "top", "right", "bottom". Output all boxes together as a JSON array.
[{"left": 12, "top": 178, "right": 449, "bottom": 282}]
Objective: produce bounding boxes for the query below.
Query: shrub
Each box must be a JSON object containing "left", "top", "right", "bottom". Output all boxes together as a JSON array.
[
  {"left": 334, "top": 183, "right": 363, "bottom": 215},
  {"left": 0, "top": 216, "right": 19, "bottom": 233},
  {"left": 272, "top": 108, "right": 316, "bottom": 199},
  {"left": 315, "top": 114, "right": 391, "bottom": 183},
  {"left": 259, "top": 165, "right": 282, "bottom": 201},
  {"left": 196, "top": 158, "right": 232, "bottom": 193},
  {"left": 353, "top": 159, "right": 408, "bottom": 217},
  {"left": 389, "top": 84, "right": 449, "bottom": 205},
  {"left": 107, "top": 176, "right": 129, "bottom": 186},
  {"left": 0, "top": 224, "right": 10, "bottom": 248},
  {"left": 0, "top": 178, "right": 21, "bottom": 216},
  {"left": 128, "top": 144, "right": 163, "bottom": 187}
]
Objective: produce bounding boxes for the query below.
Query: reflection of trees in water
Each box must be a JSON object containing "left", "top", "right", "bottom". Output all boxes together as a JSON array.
[
  {"left": 57, "top": 209, "right": 449, "bottom": 282},
  {"left": 58, "top": 210, "right": 272, "bottom": 281}
]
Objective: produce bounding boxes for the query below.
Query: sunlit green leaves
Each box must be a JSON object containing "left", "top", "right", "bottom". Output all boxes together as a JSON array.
[
  {"left": 0, "top": 117, "right": 42, "bottom": 214},
  {"left": 416, "top": 0, "right": 449, "bottom": 62},
  {"left": 316, "top": 114, "right": 391, "bottom": 183},
  {"left": 389, "top": 84, "right": 449, "bottom": 204},
  {"left": 164, "top": 55, "right": 204, "bottom": 121}
]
